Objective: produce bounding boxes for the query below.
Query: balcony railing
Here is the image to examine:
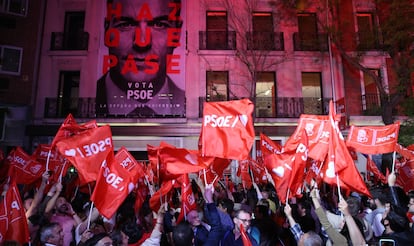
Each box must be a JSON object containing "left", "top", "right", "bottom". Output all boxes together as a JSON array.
[
  {"left": 199, "top": 31, "right": 236, "bottom": 50},
  {"left": 199, "top": 97, "right": 331, "bottom": 118},
  {"left": 362, "top": 93, "right": 381, "bottom": 115},
  {"left": 293, "top": 32, "right": 328, "bottom": 51},
  {"left": 246, "top": 32, "right": 284, "bottom": 51},
  {"left": 45, "top": 97, "right": 95, "bottom": 118},
  {"left": 50, "top": 32, "right": 89, "bottom": 51}
]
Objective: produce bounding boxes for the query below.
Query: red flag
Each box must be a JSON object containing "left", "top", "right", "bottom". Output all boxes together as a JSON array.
[
  {"left": 321, "top": 101, "right": 371, "bottom": 197},
  {"left": 240, "top": 224, "right": 253, "bottom": 246},
  {"left": 284, "top": 114, "right": 339, "bottom": 161},
  {"left": 176, "top": 174, "right": 197, "bottom": 224},
  {"left": 288, "top": 130, "right": 308, "bottom": 198},
  {"left": 248, "top": 158, "right": 268, "bottom": 185},
  {"left": 260, "top": 133, "right": 282, "bottom": 156},
  {"left": 147, "top": 142, "right": 180, "bottom": 184},
  {"left": 33, "top": 144, "right": 69, "bottom": 183},
  {"left": 51, "top": 114, "right": 98, "bottom": 147},
  {"left": 134, "top": 177, "right": 149, "bottom": 213},
  {"left": 56, "top": 125, "right": 114, "bottom": 184},
  {"left": 5, "top": 147, "right": 45, "bottom": 185},
  {"left": 238, "top": 159, "right": 253, "bottom": 189},
  {"left": 396, "top": 143, "right": 414, "bottom": 160},
  {"left": 0, "top": 177, "right": 30, "bottom": 244},
  {"left": 149, "top": 180, "right": 174, "bottom": 212},
  {"left": 91, "top": 147, "right": 141, "bottom": 219},
  {"left": 161, "top": 147, "right": 209, "bottom": 175},
  {"left": 346, "top": 123, "right": 400, "bottom": 154},
  {"left": 396, "top": 159, "right": 414, "bottom": 192},
  {"left": 264, "top": 150, "right": 294, "bottom": 204},
  {"left": 199, "top": 157, "right": 231, "bottom": 185},
  {"left": 199, "top": 99, "right": 255, "bottom": 160},
  {"left": 366, "top": 156, "right": 387, "bottom": 184}
]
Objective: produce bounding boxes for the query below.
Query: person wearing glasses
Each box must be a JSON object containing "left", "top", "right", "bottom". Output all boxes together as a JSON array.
[{"left": 220, "top": 208, "right": 260, "bottom": 246}]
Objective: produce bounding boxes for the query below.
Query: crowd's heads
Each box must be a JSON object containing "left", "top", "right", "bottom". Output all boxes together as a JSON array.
[
  {"left": 383, "top": 210, "right": 410, "bottom": 233},
  {"left": 233, "top": 209, "right": 252, "bottom": 232},
  {"left": 121, "top": 220, "right": 143, "bottom": 244},
  {"left": 83, "top": 232, "right": 113, "bottom": 246},
  {"left": 39, "top": 222, "right": 64, "bottom": 246},
  {"left": 186, "top": 209, "right": 201, "bottom": 227},
  {"left": 346, "top": 196, "right": 361, "bottom": 217},
  {"left": 110, "top": 229, "right": 129, "bottom": 246},
  {"left": 173, "top": 222, "right": 194, "bottom": 246},
  {"left": 218, "top": 198, "right": 234, "bottom": 215},
  {"left": 298, "top": 230, "right": 322, "bottom": 246}
]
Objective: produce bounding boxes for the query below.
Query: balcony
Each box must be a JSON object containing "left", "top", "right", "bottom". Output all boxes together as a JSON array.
[
  {"left": 356, "top": 32, "right": 382, "bottom": 51},
  {"left": 362, "top": 93, "right": 382, "bottom": 115},
  {"left": 50, "top": 32, "right": 89, "bottom": 51},
  {"left": 199, "top": 31, "right": 236, "bottom": 50},
  {"left": 293, "top": 32, "right": 328, "bottom": 51},
  {"left": 246, "top": 32, "right": 284, "bottom": 51},
  {"left": 45, "top": 97, "right": 95, "bottom": 118},
  {"left": 199, "top": 97, "right": 331, "bottom": 118}
]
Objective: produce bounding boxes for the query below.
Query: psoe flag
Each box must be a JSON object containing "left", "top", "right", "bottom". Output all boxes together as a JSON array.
[
  {"left": 199, "top": 99, "right": 255, "bottom": 160},
  {"left": 346, "top": 122, "right": 400, "bottom": 154}
]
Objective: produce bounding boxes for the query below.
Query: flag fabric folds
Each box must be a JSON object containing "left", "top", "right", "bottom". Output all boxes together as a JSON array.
[
  {"left": 56, "top": 125, "right": 114, "bottom": 184},
  {"left": 346, "top": 122, "right": 400, "bottom": 154},
  {"left": 91, "top": 147, "right": 143, "bottom": 219},
  {"left": 176, "top": 174, "right": 197, "bottom": 224},
  {"left": 199, "top": 99, "right": 255, "bottom": 160},
  {"left": 5, "top": 147, "right": 45, "bottom": 185},
  {"left": 0, "top": 177, "right": 30, "bottom": 244}
]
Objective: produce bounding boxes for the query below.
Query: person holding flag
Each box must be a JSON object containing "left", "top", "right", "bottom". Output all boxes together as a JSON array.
[{"left": 220, "top": 208, "right": 259, "bottom": 246}]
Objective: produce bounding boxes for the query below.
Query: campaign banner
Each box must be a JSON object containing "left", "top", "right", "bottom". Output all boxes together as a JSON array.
[{"left": 96, "top": 0, "right": 186, "bottom": 117}]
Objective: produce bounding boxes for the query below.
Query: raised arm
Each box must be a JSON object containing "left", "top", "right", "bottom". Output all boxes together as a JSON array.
[
  {"left": 338, "top": 198, "right": 366, "bottom": 246},
  {"left": 26, "top": 171, "right": 50, "bottom": 218}
]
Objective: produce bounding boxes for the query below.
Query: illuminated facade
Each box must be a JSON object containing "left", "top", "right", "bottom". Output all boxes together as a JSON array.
[{"left": 0, "top": 0, "right": 412, "bottom": 159}]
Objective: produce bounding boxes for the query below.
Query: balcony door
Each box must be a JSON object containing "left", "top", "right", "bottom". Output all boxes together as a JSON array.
[
  {"left": 255, "top": 72, "right": 276, "bottom": 117},
  {"left": 206, "top": 11, "right": 227, "bottom": 49},
  {"left": 302, "top": 72, "right": 323, "bottom": 114},
  {"left": 251, "top": 12, "right": 274, "bottom": 50},
  {"left": 64, "top": 11, "right": 85, "bottom": 50},
  {"left": 297, "top": 13, "right": 317, "bottom": 50},
  {"left": 57, "top": 71, "right": 80, "bottom": 117}
]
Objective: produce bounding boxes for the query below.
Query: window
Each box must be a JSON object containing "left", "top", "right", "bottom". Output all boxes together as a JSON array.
[
  {"left": 57, "top": 71, "right": 80, "bottom": 117},
  {"left": 249, "top": 12, "right": 275, "bottom": 50},
  {"left": 206, "top": 11, "right": 228, "bottom": 50},
  {"left": 356, "top": 13, "right": 378, "bottom": 50},
  {"left": 296, "top": 13, "right": 318, "bottom": 51},
  {"left": 206, "top": 71, "right": 228, "bottom": 101},
  {"left": 302, "top": 72, "right": 323, "bottom": 114},
  {"left": 255, "top": 72, "right": 276, "bottom": 117},
  {"left": 0, "top": 0, "right": 28, "bottom": 16},
  {"left": 0, "top": 45, "right": 23, "bottom": 75}
]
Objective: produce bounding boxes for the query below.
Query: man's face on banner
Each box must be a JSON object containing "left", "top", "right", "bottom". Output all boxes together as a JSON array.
[{"left": 107, "top": 0, "right": 180, "bottom": 83}]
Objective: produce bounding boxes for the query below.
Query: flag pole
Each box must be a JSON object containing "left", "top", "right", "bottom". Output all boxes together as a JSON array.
[
  {"left": 87, "top": 202, "right": 94, "bottom": 230},
  {"left": 391, "top": 151, "right": 396, "bottom": 172}
]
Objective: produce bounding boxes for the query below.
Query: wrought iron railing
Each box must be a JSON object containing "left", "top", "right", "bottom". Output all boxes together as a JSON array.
[
  {"left": 199, "top": 97, "right": 331, "bottom": 118},
  {"left": 293, "top": 32, "right": 328, "bottom": 51},
  {"left": 246, "top": 31, "right": 284, "bottom": 51},
  {"left": 50, "top": 32, "right": 89, "bottom": 51},
  {"left": 362, "top": 93, "right": 381, "bottom": 115},
  {"left": 356, "top": 31, "right": 382, "bottom": 51},
  {"left": 199, "top": 31, "right": 236, "bottom": 50}
]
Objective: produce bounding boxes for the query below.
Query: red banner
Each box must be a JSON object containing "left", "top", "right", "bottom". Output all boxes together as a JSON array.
[
  {"left": 91, "top": 147, "right": 142, "bottom": 219},
  {"left": 284, "top": 114, "right": 339, "bottom": 161},
  {"left": 346, "top": 122, "right": 400, "bottom": 154},
  {"left": 0, "top": 178, "right": 30, "bottom": 244},
  {"left": 199, "top": 99, "right": 255, "bottom": 160},
  {"left": 56, "top": 125, "right": 114, "bottom": 184},
  {"left": 5, "top": 147, "right": 45, "bottom": 185}
]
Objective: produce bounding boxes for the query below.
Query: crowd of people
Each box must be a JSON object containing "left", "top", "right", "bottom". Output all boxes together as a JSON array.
[{"left": 2, "top": 163, "right": 411, "bottom": 246}]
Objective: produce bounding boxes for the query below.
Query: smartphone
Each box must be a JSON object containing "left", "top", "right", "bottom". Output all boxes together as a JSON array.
[{"left": 379, "top": 239, "right": 395, "bottom": 246}]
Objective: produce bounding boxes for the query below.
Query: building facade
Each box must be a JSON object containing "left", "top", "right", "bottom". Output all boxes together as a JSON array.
[{"left": 1, "top": 0, "right": 412, "bottom": 160}]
